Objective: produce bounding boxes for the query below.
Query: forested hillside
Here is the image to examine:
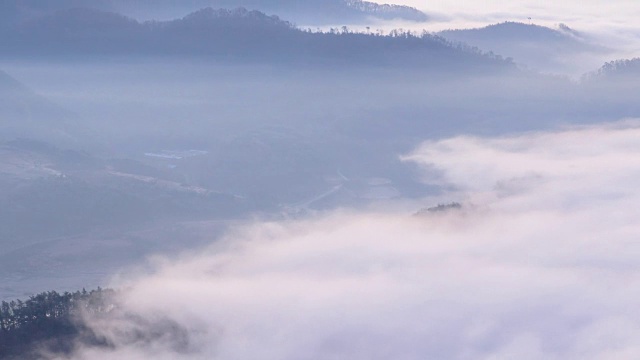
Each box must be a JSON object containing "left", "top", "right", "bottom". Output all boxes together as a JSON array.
[
  {"left": 0, "top": 7, "right": 510, "bottom": 72},
  {"left": 0, "top": 288, "right": 113, "bottom": 360},
  {"left": 438, "top": 22, "right": 608, "bottom": 74},
  {"left": 0, "top": 0, "right": 428, "bottom": 25}
]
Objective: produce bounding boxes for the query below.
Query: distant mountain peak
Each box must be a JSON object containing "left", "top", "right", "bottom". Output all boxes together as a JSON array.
[
  {"left": 185, "top": 7, "right": 268, "bottom": 19},
  {"left": 0, "top": 6, "right": 513, "bottom": 75},
  {"left": 192, "top": 0, "right": 428, "bottom": 23},
  {"left": 181, "top": 7, "right": 290, "bottom": 26},
  {"left": 437, "top": 21, "right": 607, "bottom": 75},
  {"left": 448, "top": 21, "right": 567, "bottom": 38},
  {"left": 1, "top": 0, "right": 428, "bottom": 25},
  {"left": 343, "top": 0, "right": 428, "bottom": 21},
  {"left": 441, "top": 21, "right": 590, "bottom": 44}
]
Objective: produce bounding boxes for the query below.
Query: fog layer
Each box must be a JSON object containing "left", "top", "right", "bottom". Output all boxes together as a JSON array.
[{"left": 59, "top": 121, "right": 640, "bottom": 359}]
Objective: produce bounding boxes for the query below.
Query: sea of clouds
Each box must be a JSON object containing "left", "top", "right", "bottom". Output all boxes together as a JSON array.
[{"left": 57, "top": 120, "right": 640, "bottom": 359}]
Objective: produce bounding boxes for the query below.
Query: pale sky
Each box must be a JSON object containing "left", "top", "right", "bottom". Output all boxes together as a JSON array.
[{"left": 379, "top": 0, "right": 639, "bottom": 28}]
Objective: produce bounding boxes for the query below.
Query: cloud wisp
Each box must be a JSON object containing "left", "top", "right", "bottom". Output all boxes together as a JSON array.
[{"left": 60, "top": 120, "right": 640, "bottom": 359}]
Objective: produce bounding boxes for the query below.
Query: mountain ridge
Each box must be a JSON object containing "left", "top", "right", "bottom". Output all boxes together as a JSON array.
[
  {"left": 438, "top": 21, "right": 609, "bottom": 74},
  {"left": 0, "top": 0, "right": 428, "bottom": 25},
  {"left": 0, "top": 7, "right": 511, "bottom": 73}
]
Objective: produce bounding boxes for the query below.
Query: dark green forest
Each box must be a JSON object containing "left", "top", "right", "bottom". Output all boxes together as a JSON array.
[{"left": 0, "top": 288, "right": 113, "bottom": 359}]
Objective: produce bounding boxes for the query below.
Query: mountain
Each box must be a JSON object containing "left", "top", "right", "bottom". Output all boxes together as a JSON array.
[
  {"left": 132, "top": 0, "right": 429, "bottom": 24},
  {"left": 2, "top": 7, "right": 293, "bottom": 56},
  {"left": 0, "top": 0, "right": 428, "bottom": 25},
  {"left": 0, "top": 8, "right": 510, "bottom": 73},
  {"left": 438, "top": 22, "right": 609, "bottom": 74}
]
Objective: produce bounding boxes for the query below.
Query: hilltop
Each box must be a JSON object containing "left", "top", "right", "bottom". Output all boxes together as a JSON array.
[
  {"left": 1, "top": 7, "right": 510, "bottom": 72},
  {"left": 439, "top": 22, "right": 609, "bottom": 74},
  {"left": 0, "top": 0, "right": 428, "bottom": 25}
]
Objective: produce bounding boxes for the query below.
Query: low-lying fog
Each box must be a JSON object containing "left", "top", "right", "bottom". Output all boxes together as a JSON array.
[
  {"left": 1, "top": 2, "right": 639, "bottom": 358},
  {"left": 51, "top": 121, "right": 640, "bottom": 359},
  {"left": 0, "top": 56, "right": 639, "bottom": 300}
]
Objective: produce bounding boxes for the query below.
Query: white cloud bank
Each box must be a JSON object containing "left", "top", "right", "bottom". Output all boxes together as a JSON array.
[
  {"left": 61, "top": 120, "right": 640, "bottom": 360},
  {"left": 379, "top": 0, "right": 640, "bottom": 31}
]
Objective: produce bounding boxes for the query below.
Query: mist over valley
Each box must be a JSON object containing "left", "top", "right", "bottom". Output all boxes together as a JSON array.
[{"left": 1, "top": 1, "right": 640, "bottom": 359}]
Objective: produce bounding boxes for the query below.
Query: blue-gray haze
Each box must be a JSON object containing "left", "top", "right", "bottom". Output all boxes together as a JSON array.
[{"left": 0, "top": 2, "right": 639, "bottom": 358}]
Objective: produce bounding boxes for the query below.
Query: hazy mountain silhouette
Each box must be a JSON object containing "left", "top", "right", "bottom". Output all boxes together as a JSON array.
[
  {"left": 130, "top": 0, "right": 429, "bottom": 24},
  {"left": 439, "top": 22, "right": 609, "bottom": 74},
  {"left": 0, "top": 0, "right": 427, "bottom": 25},
  {"left": 1, "top": 8, "right": 510, "bottom": 72}
]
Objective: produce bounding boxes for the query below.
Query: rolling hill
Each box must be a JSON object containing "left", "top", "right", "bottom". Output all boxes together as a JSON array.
[
  {"left": 439, "top": 22, "right": 610, "bottom": 74},
  {"left": 0, "top": 8, "right": 510, "bottom": 73},
  {"left": 0, "top": 0, "right": 428, "bottom": 25}
]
